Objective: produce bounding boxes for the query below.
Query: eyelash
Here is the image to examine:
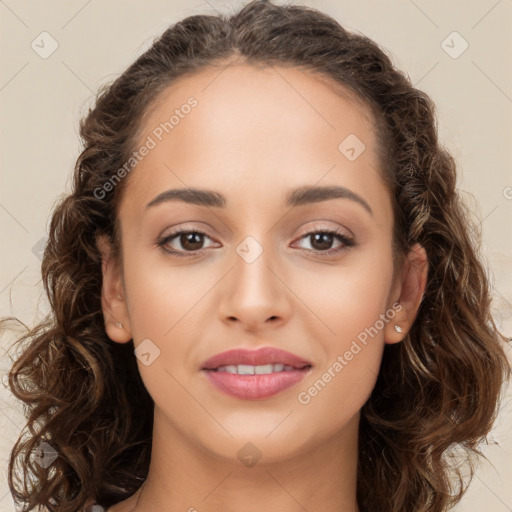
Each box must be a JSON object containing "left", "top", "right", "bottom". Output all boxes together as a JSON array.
[{"left": 156, "top": 227, "right": 355, "bottom": 258}]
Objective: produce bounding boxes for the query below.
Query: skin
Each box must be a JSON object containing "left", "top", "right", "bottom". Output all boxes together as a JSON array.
[{"left": 96, "top": 61, "right": 428, "bottom": 512}]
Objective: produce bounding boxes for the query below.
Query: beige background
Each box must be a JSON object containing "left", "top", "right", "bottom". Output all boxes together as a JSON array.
[{"left": 1, "top": 0, "right": 511, "bottom": 510}]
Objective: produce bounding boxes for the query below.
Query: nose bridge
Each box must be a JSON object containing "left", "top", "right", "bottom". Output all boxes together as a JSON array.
[
  {"left": 234, "top": 233, "right": 280, "bottom": 302},
  {"left": 220, "top": 232, "right": 290, "bottom": 327}
]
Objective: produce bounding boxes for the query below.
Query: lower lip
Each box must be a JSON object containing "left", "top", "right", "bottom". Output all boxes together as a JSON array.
[{"left": 202, "top": 368, "right": 311, "bottom": 400}]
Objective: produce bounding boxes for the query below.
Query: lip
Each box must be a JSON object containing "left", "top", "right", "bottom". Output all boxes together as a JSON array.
[
  {"left": 201, "top": 347, "right": 313, "bottom": 400},
  {"left": 201, "top": 347, "right": 312, "bottom": 370}
]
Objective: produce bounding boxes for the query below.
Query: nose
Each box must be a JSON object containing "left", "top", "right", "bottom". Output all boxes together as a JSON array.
[{"left": 218, "top": 239, "right": 292, "bottom": 333}]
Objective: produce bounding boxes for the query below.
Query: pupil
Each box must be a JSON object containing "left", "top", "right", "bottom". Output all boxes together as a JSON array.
[
  {"left": 311, "top": 233, "right": 332, "bottom": 251},
  {"left": 182, "top": 232, "right": 203, "bottom": 250}
]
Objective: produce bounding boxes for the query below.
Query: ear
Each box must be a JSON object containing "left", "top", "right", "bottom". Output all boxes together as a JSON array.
[
  {"left": 385, "top": 243, "right": 428, "bottom": 344},
  {"left": 96, "top": 233, "right": 132, "bottom": 343}
]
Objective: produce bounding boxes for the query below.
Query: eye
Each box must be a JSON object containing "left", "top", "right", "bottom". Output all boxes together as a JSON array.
[
  {"left": 156, "top": 229, "right": 219, "bottom": 257},
  {"left": 292, "top": 228, "right": 354, "bottom": 256}
]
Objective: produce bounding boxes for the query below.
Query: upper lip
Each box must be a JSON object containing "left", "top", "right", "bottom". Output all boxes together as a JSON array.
[{"left": 201, "top": 347, "right": 312, "bottom": 370}]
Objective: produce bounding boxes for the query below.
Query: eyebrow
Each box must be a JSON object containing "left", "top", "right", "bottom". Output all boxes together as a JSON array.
[{"left": 145, "top": 185, "right": 373, "bottom": 216}]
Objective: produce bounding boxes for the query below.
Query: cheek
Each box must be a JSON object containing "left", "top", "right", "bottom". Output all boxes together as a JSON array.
[
  {"left": 122, "top": 251, "right": 218, "bottom": 395},
  {"left": 292, "top": 248, "right": 393, "bottom": 419},
  {"left": 121, "top": 254, "right": 210, "bottom": 420},
  {"left": 123, "top": 250, "right": 215, "bottom": 342},
  {"left": 296, "top": 245, "right": 394, "bottom": 342}
]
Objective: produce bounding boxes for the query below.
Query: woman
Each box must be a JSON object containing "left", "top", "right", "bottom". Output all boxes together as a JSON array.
[{"left": 3, "top": 1, "right": 510, "bottom": 511}]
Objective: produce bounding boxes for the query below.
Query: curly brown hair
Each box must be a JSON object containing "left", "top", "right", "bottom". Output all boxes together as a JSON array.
[{"left": 2, "top": 1, "right": 510, "bottom": 511}]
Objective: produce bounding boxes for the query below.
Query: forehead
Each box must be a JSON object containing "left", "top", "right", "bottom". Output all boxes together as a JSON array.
[
  {"left": 120, "top": 63, "right": 385, "bottom": 217},
  {"left": 137, "top": 62, "right": 376, "bottom": 150}
]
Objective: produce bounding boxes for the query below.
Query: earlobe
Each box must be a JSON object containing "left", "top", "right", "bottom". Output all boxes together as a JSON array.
[
  {"left": 385, "top": 243, "right": 428, "bottom": 344},
  {"left": 384, "top": 302, "right": 407, "bottom": 345},
  {"left": 96, "top": 234, "right": 132, "bottom": 343}
]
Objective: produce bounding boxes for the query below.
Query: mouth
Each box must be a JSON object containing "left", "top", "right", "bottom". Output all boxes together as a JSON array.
[
  {"left": 207, "top": 363, "right": 311, "bottom": 374},
  {"left": 201, "top": 347, "right": 313, "bottom": 400},
  {"left": 201, "top": 346, "right": 312, "bottom": 371}
]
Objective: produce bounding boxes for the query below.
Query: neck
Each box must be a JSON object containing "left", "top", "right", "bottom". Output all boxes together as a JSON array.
[{"left": 134, "top": 407, "right": 360, "bottom": 512}]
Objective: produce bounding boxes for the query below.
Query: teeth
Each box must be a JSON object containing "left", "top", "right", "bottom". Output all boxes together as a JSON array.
[
  {"left": 216, "top": 364, "right": 294, "bottom": 374},
  {"left": 237, "top": 364, "right": 255, "bottom": 375},
  {"left": 220, "top": 365, "right": 238, "bottom": 374}
]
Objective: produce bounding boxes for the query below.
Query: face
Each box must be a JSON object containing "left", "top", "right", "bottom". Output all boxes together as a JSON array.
[{"left": 99, "top": 62, "right": 426, "bottom": 465}]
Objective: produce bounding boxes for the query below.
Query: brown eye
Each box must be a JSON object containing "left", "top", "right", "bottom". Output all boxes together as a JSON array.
[
  {"left": 179, "top": 232, "right": 205, "bottom": 251},
  {"left": 157, "top": 229, "right": 218, "bottom": 256},
  {"left": 293, "top": 229, "right": 355, "bottom": 256},
  {"left": 308, "top": 232, "right": 336, "bottom": 251}
]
